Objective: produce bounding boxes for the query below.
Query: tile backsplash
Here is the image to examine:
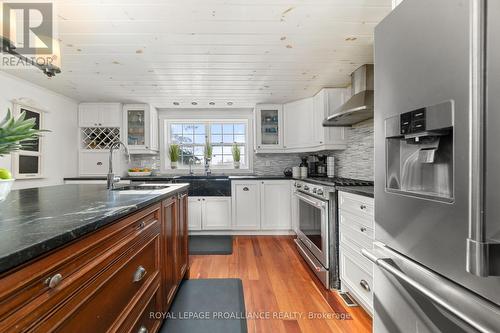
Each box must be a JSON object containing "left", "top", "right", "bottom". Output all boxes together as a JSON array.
[
  {"left": 330, "top": 119, "right": 374, "bottom": 181},
  {"left": 127, "top": 119, "right": 374, "bottom": 180}
]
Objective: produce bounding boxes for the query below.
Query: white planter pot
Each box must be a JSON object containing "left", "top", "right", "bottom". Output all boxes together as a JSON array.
[
  {"left": 0, "top": 179, "right": 14, "bottom": 202},
  {"left": 171, "top": 161, "right": 178, "bottom": 169},
  {"left": 234, "top": 161, "right": 240, "bottom": 169}
]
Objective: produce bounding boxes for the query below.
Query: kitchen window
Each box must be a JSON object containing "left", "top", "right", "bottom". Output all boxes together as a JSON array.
[{"left": 166, "top": 120, "right": 248, "bottom": 170}]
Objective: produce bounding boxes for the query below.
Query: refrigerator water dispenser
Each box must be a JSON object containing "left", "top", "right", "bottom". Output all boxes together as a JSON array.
[{"left": 384, "top": 100, "right": 454, "bottom": 201}]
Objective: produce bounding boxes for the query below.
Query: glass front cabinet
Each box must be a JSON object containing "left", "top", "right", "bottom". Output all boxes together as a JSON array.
[
  {"left": 255, "top": 104, "right": 283, "bottom": 152},
  {"left": 123, "top": 104, "right": 159, "bottom": 154}
]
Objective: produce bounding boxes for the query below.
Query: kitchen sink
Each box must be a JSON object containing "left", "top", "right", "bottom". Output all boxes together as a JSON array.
[{"left": 112, "top": 185, "right": 171, "bottom": 191}]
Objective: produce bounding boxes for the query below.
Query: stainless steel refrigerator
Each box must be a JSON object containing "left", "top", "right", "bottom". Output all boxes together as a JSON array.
[{"left": 366, "top": 0, "right": 500, "bottom": 332}]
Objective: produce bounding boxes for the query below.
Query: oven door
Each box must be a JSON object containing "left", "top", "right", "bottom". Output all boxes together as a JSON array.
[{"left": 295, "top": 191, "right": 329, "bottom": 268}]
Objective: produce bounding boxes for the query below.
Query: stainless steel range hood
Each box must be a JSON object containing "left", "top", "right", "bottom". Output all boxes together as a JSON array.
[{"left": 323, "top": 64, "right": 374, "bottom": 127}]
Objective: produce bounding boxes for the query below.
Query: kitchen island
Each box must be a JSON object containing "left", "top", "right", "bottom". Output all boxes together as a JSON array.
[{"left": 0, "top": 183, "right": 189, "bottom": 332}]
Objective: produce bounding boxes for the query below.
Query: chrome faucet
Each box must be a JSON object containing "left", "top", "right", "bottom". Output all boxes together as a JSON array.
[{"left": 107, "top": 140, "right": 130, "bottom": 190}]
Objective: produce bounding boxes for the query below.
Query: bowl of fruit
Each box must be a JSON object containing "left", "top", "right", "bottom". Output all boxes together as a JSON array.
[
  {"left": 0, "top": 168, "right": 14, "bottom": 202},
  {"left": 128, "top": 168, "right": 152, "bottom": 177}
]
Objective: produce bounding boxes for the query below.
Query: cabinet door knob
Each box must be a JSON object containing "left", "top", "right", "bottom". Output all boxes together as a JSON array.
[
  {"left": 360, "top": 204, "right": 367, "bottom": 210},
  {"left": 133, "top": 266, "right": 147, "bottom": 283},
  {"left": 243, "top": 187, "right": 249, "bottom": 191},
  {"left": 97, "top": 162, "right": 103, "bottom": 166},
  {"left": 138, "top": 325, "right": 149, "bottom": 333},
  {"left": 360, "top": 227, "right": 367, "bottom": 233},
  {"left": 45, "top": 273, "right": 63, "bottom": 289},
  {"left": 359, "top": 279, "right": 371, "bottom": 292},
  {"left": 136, "top": 221, "right": 146, "bottom": 230},
  {"left": 145, "top": 146, "right": 149, "bottom": 149}
]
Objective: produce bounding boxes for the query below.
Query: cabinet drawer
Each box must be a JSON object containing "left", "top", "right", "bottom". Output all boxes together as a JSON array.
[
  {"left": 340, "top": 224, "right": 373, "bottom": 256},
  {"left": 0, "top": 204, "right": 161, "bottom": 332},
  {"left": 125, "top": 283, "right": 163, "bottom": 333},
  {"left": 339, "top": 211, "right": 374, "bottom": 254},
  {"left": 339, "top": 191, "right": 374, "bottom": 221},
  {"left": 340, "top": 246, "right": 373, "bottom": 314},
  {"left": 37, "top": 223, "right": 161, "bottom": 332}
]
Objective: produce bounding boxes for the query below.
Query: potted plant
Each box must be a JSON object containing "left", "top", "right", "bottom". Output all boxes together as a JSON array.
[
  {"left": 232, "top": 143, "right": 241, "bottom": 169},
  {"left": 168, "top": 144, "right": 180, "bottom": 169},
  {"left": 0, "top": 109, "right": 46, "bottom": 201},
  {"left": 204, "top": 140, "right": 213, "bottom": 164}
]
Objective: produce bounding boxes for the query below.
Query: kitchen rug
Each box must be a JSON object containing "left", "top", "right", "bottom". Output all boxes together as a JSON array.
[
  {"left": 189, "top": 235, "right": 233, "bottom": 255},
  {"left": 160, "top": 279, "right": 248, "bottom": 333}
]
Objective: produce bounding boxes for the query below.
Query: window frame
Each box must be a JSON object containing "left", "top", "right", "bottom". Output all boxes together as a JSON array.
[
  {"left": 161, "top": 118, "right": 252, "bottom": 173},
  {"left": 11, "top": 104, "right": 44, "bottom": 179}
]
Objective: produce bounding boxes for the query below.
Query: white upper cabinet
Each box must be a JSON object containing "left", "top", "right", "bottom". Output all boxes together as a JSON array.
[
  {"left": 79, "top": 103, "right": 122, "bottom": 128},
  {"left": 255, "top": 89, "right": 348, "bottom": 154},
  {"left": 283, "top": 97, "right": 315, "bottom": 150},
  {"left": 312, "top": 88, "right": 349, "bottom": 149},
  {"left": 255, "top": 104, "right": 283, "bottom": 152},
  {"left": 123, "top": 104, "right": 159, "bottom": 154}
]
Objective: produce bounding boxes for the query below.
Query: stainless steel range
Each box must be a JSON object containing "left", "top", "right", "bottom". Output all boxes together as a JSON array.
[{"left": 293, "top": 177, "right": 372, "bottom": 289}]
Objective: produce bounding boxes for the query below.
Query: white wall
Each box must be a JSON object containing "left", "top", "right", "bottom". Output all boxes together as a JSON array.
[{"left": 0, "top": 72, "right": 79, "bottom": 189}]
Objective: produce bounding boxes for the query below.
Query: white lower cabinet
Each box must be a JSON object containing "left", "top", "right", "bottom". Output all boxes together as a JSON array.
[
  {"left": 188, "top": 197, "right": 203, "bottom": 230},
  {"left": 338, "top": 191, "right": 375, "bottom": 316},
  {"left": 260, "top": 180, "right": 291, "bottom": 230},
  {"left": 232, "top": 180, "right": 291, "bottom": 231},
  {"left": 232, "top": 182, "right": 261, "bottom": 230},
  {"left": 188, "top": 197, "right": 231, "bottom": 231}
]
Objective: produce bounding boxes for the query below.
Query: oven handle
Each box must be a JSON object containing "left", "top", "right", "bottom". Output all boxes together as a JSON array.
[
  {"left": 295, "top": 239, "right": 326, "bottom": 273},
  {"left": 294, "top": 192, "right": 327, "bottom": 209}
]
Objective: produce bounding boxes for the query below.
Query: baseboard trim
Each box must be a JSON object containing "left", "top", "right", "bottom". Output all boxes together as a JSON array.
[{"left": 189, "top": 230, "right": 296, "bottom": 236}]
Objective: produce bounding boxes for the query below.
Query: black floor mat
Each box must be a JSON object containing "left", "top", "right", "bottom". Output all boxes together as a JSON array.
[
  {"left": 160, "top": 279, "right": 247, "bottom": 333},
  {"left": 189, "top": 235, "right": 233, "bottom": 255}
]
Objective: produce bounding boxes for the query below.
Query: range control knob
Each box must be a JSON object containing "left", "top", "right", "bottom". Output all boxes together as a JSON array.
[
  {"left": 304, "top": 186, "right": 310, "bottom": 191},
  {"left": 296, "top": 184, "right": 302, "bottom": 188},
  {"left": 312, "top": 188, "right": 317, "bottom": 193},
  {"left": 317, "top": 189, "right": 324, "bottom": 195}
]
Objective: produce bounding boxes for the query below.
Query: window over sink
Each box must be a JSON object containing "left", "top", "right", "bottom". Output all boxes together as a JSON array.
[{"left": 163, "top": 120, "right": 249, "bottom": 170}]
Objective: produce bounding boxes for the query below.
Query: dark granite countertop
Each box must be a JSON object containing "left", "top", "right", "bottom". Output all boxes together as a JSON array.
[
  {"left": 337, "top": 186, "right": 374, "bottom": 198},
  {"left": 0, "top": 183, "right": 188, "bottom": 274},
  {"left": 64, "top": 175, "right": 292, "bottom": 181}
]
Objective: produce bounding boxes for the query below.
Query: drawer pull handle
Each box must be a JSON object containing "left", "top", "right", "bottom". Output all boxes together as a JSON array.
[
  {"left": 138, "top": 326, "right": 149, "bottom": 333},
  {"left": 97, "top": 162, "right": 103, "bottom": 166},
  {"left": 45, "top": 273, "right": 63, "bottom": 289},
  {"left": 133, "top": 266, "right": 147, "bottom": 283},
  {"left": 136, "top": 221, "right": 146, "bottom": 230},
  {"left": 359, "top": 279, "right": 371, "bottom": 292},
  {"left": 360, "top": 205, "right": 367, "bottom": 210},
  {"left": 360, "top": 227, "right": 367, "bottom": 233},
  {"left": 243, "top": 187, "right": 249, "bottom": 191}
]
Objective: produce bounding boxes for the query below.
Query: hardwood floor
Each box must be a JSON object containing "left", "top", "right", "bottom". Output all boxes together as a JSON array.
[{"left": 188, "top": 236, "right": 372, "bottom": 333}]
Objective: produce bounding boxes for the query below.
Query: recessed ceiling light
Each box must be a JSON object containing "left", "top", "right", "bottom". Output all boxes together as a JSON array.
[
  {"left": 191, "top": 102, "right": 198, "bottom": 105},
  {"left": 173, "top": 102, "right": 179, "bottom": 106},
  {"left": 227, "top": 102, "right": 233, "bottom": 106},
  {"left": 209, "top": 102, "right": 215, "bottom": 106}
]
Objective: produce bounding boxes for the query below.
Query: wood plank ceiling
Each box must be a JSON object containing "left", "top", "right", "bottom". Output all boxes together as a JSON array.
[{"left": 2, "top": 0, "right": 392, "bottom": 108}]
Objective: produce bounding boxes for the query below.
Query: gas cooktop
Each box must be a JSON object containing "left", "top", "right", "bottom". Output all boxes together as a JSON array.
[{"left": 302, "top": 176, "right": 373, "bottom": 187}]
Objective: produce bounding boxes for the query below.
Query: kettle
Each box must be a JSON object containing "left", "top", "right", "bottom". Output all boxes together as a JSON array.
[{"left": 283, "top": 167, "right": 293, "bottom": 177}]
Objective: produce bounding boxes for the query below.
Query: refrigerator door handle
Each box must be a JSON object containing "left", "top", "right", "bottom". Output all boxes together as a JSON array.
[
  {"left": 362, "top": 245, "right": 500, "bottom": 333},
  {"left": 466, "top": 0, "right": 500, "bottom": 278}
]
